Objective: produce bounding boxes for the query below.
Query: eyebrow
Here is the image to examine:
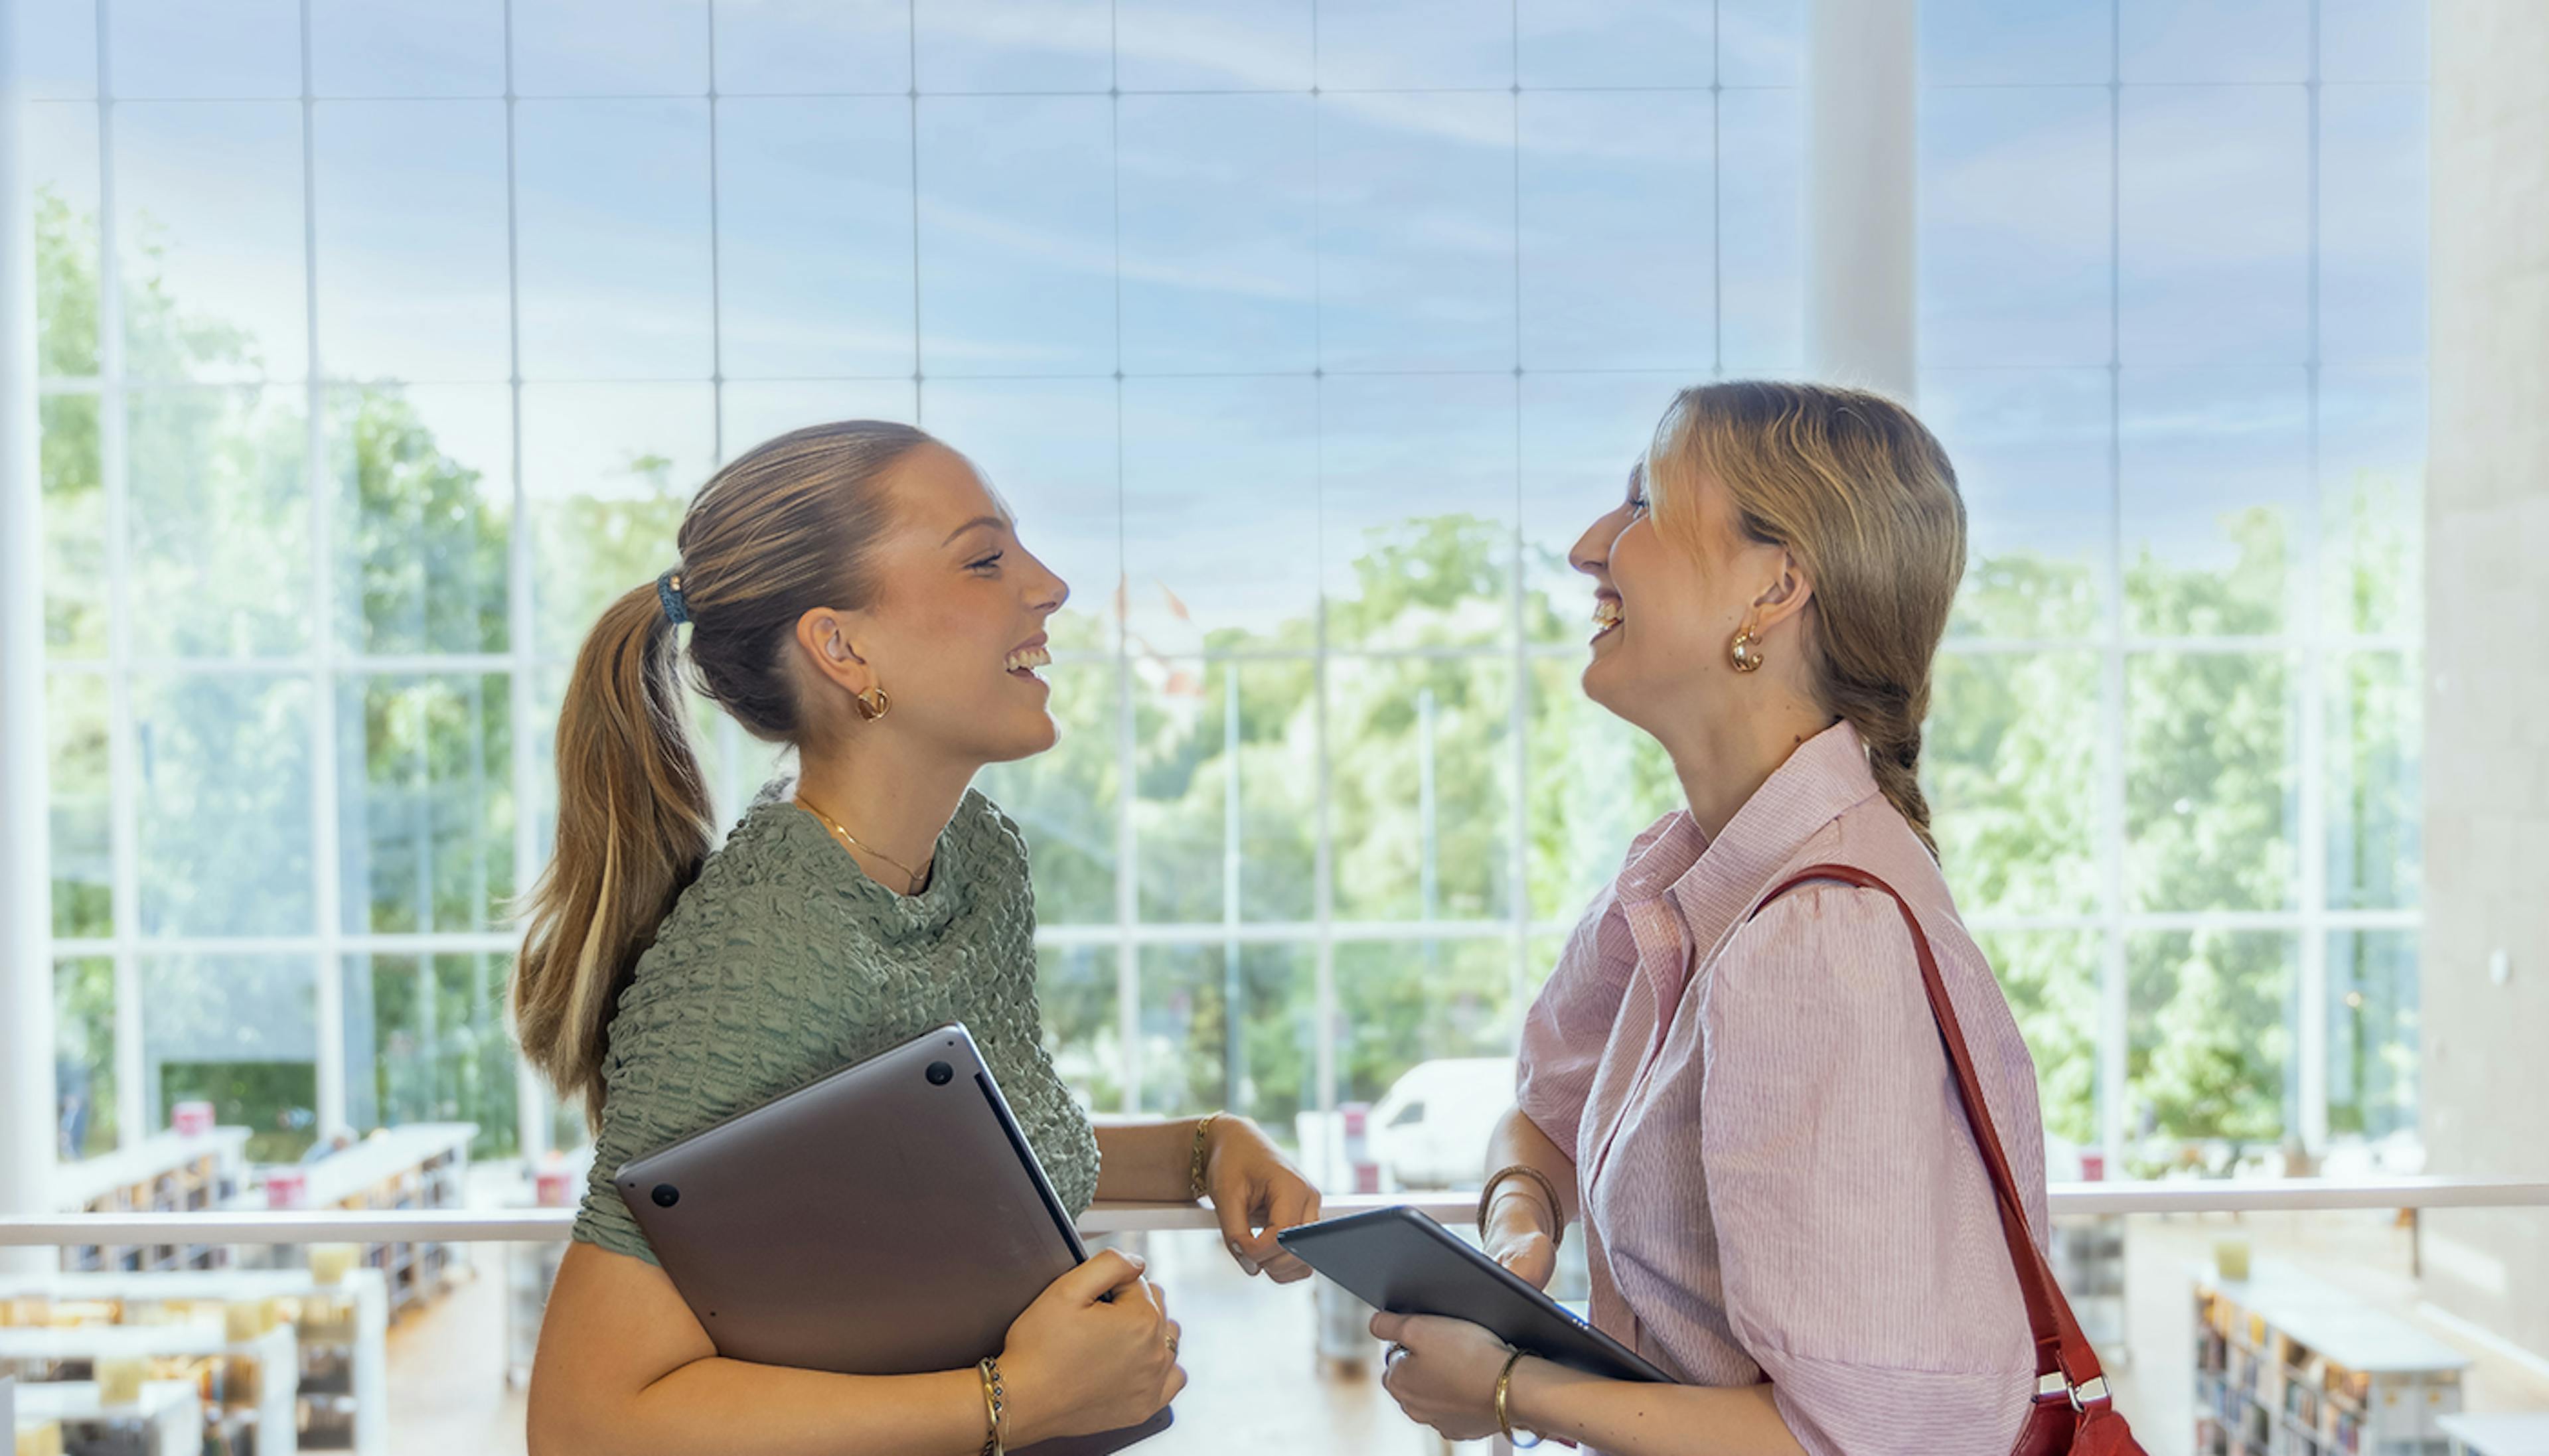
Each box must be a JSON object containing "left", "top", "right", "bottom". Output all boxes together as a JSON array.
[{"left": 941, "top": 515, "right": 1011, "bottom": 547}]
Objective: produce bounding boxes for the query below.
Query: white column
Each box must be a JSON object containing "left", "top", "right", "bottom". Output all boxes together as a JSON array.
[
  {"left": 1804, "top": 0, "right": 1919, "bottom": 401},
  {"left": 1, "top": 0, "right": 64, "bottom": 1270}
]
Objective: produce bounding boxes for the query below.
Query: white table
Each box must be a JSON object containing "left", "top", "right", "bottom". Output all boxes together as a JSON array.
[
  {"left": 2440, "top": 1412, "right": 2549, "bottom": 1456},
  {"left": 11, "top": 1379, "right": 202, "bottom": 1456}
]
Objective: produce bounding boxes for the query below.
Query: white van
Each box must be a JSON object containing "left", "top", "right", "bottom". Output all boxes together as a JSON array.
[{"left": 1368, "top": 1057, "right": 1519, "bottom": 1191}]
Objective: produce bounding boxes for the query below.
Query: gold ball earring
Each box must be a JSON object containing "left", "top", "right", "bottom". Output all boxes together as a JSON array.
[
  {"left": 1729, "top": 627, "right": 1765, "bottom": 674},
  {"left": 854, "top": 686, "right": 892, "bottom": 722}
]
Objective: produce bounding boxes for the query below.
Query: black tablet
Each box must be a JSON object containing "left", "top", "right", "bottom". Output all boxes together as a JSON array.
[{"left": 1277, "top": 1205, "right": 1672, "bottom": 1384}]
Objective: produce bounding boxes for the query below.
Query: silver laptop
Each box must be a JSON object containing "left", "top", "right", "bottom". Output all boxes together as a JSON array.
[{"left": 615, "top": 1022, "right": 1172, "bottom": 1455}]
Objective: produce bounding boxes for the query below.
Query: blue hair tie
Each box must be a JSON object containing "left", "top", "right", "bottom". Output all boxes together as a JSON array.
[{"left": 656, "top": 568, "right": 691, "bottom": 626}]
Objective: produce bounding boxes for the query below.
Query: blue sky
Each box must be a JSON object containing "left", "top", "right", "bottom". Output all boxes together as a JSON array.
[{"left": 23, "top": 0, "right": 2429, "bottom": 646}]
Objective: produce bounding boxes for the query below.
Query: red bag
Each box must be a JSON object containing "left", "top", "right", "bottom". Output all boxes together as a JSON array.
[{"left": 1760, "top": 865, "right": 2147, "bottom": 1456}]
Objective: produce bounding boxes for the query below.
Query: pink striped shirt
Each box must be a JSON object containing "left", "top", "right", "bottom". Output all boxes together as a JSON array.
[{"left": 1517, "top": 722, "right": 2049, "bottom": 1456}]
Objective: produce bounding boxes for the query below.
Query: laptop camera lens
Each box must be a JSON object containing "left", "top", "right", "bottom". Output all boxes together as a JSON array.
[
  {"left": 925, "top": 1060, "right": 955, "bottom": 1086},
  {"left": 651, "top": 1183, "right": 680, "bottom": 1208}
]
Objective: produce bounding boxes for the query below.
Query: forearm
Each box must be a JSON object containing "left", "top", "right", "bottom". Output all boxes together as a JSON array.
[
  {"left": 1487, "top": 1104, "right": 1581, "bottom": 1225},
  {"left": 1091, "top": 1116, "right": 1211, "bottom": 1202},
  {"left": 537, "top": 1360, "right": 993, "bottom": 1456},
  {"left": 1507, "top": 1359, "right": 1809, "bottom": 1456}
]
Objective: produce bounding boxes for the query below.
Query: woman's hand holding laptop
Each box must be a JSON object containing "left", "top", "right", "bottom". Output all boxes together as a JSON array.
[{"left": 996, "top": 1249, "right": 1185, "bottom": 1447}]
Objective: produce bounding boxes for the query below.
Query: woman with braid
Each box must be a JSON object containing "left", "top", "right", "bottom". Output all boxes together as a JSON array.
[{"left": 1373, "top": 384, "right": 2056, "bottom": 1455}]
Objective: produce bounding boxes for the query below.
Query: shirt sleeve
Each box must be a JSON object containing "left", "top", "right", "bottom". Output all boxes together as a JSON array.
[{"left": 1699, "top": 884, "right": 2040, "bottom": 1456}]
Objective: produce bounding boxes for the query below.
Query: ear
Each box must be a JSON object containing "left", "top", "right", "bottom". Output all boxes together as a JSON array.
[
  {"left": 1748, "top": 547, "right": 1815, "bottom": 634},
  {"left": 793, "top": 608, "right": 876, "bottom": 697}
]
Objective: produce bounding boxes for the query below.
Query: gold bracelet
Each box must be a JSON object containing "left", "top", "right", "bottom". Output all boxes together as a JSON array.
[
  {"left": 976, "top": 1356, "right": 1006, "bottom": 1456},
  {"left": 1187, "top": 1113, "right": 1222, "bottom": 1202},
  {"left": 1478, "top": 1164, "right": 1566, "bottom": 1249},
  {"left": 1495, "top": 1348, "right": 1545, "bottom": 1448}
]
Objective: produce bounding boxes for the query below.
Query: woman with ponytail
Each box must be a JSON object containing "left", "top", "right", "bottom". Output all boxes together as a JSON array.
[
  {"left": 515, "top": 421, "right": 1321, "bottom": 1455},
  {"left": 1373, "top": 384, "right": 2096, "bottom": 1455}
]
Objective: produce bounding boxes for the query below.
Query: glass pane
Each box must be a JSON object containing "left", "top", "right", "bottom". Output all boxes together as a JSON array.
[
  {"left": 1517, "top": 0, "right": 1712, "bottom": 88},
  {"left": 2318, "top": 84, "right": 2428, "bottom": 365},
  {"left": 1138, "top": 944, "right": 1314, "bottom": 1146},
  {"left": 511, "top": 0, "right": 709, "bottom": 96},
  {"left": 1519, "top": 373, "right": 1679, "bottom": 646},
  {"left": 2120, "top": 0, "right": 2310, "bottom": 84},
  {"left": 1115, "top": 0, "right": 1312, "bottom": 92},
  {"left": 1518, "top": 91, "right": 1713, "bottom": 372},
  {"left": 133, "top": 674, "right": 316, "bottom": 937},
  {"left": 974, "top": 665, "right": 1120, "bottom": 928},
  {"left": 1336, "top": 937, "right": 1516, "bottom": 1189},
  {"left": 345, "top": 952, "right": 520, "bottom": 1159},
  {"left": 1328, "top": 657, "right": 1515, "bottom": 923},
  {"left": 313, "top": 101, "right": 512, "bottom": 382},
  {"left": 1717, "top": 0, "right": 1805, "bottom": 88},
  {"left": 713, "top": 0, "right": 909, "bottom": 94},
  {"left": 2126, "top": 930, "right": 2294, "bottom": 1155},
  {"left": 2125, "top": 651, "right": 2295, "bottom": 914},
  {"left": 917, "top": 378, "right": 1120, "bottom": 654},
  {"left": 520, "top": 382, "right": 717, "bottom": 655},
  {"left": 1526, "top": 657, "right": 1678, "bottom": 924},
  {"left": 22, "top": 0, "right": 97, "bottom": 100},
  {"left": 140, "top": 954, "right": 321, "bottom": 1162},
  {"left": 1923, "top": 368, "right": 2109, "bottom": 640},
  {"left": 2327, "top": 930, "right": 2416, "bottom": 1141},
  {"left": 1918, "top": 0, "right": 2111, "bottom": 86},
  {"left": 914, "top": 0, "right": 1113, "bottom": 93},
  {"left": 310, "top": 0, "right": 507, "bottom": 96},
  {"left": 1320, "top": 374, "right": 1516, "bottom": 652},
  {"left": 1120, "top": 376, "right": 1319, "bottom": 651},
  {"left": 2329, "top": 650, "right": 2420, "bottom": 911},
  {"left": 55, "top": 957, "right": 119, "bottom": 1159},
  {"left": 1928, "top": 651, "right": 2102, "bottom": 916},
  {"left": 1920, "top": 87, "right": 2113, "bottom": 368},
  {"left": 1715, "top": 86, "right": 1804, "bottom": 372},
  {"left": 341, "top": 675, "right": 516, "bottom": 934},
  {"left": 110, "top": 0, "right": 299, "bottom": 99},
  {"left": 915, "top": 96, "right": 1117, "bottom": 378},
  {"left": 1316, "top": 93, "right": 1515, "bottom": 374},
  {"left": 126, "top": 386, "right": 311, "bottom": 656},
  {"left": 1117, "top": 94, "right": 1318, "bottom": 376},
  {"left": 40, "top": 394, "right": 107, "bottom": 658},
  {"left": 1132, "top": 658, "right": 1317, "bottom": 928},
  {"left": 1318, "top": 0, "right": 1509, "bottom": 89},
  {"left": 1973, "top": 930, "right": 2102, "bottom": 1151},
  {"left": 1036, "top": 944, "right": 1123, "bottom": 1113},
  {"left": 30, "top": 102, "right": 100, "bottom": 377},
  {"left": 717, "top": 97, "right": 915, "bottom": 380},
  {"left": 2120, "top": 368, "right": 2308, "bottom": 637},
  {"left": 48, "top": 672, "right": 112, "bottom": 938},
  {"left": 2119, "top": 86, "right": 2309, "bottom": 367},
  {"left": 514, "top": 100, "right": 715, "bottom": 381},
  {"left": 328, "top": 383, "right": 514, "bottom": 656},
  {"left": 722, "top": 380, "right": 922, "bottom": 455},
  {"left": 2321, "top": 365, "right": 2424, "bottom": 636},
  {"left": 115, "top": 102, "right": 307, "bottom": 382},
  {"left": 2321, "top": 0, "right": 2430, "bottom": 83}
]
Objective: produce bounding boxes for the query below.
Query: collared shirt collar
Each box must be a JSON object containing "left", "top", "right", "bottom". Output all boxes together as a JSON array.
[{"left": 1614, "top": 720, "right": 1883, "bottom": 958}]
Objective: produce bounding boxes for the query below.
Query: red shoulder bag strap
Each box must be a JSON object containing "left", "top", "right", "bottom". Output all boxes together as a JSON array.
[{"left": 1756, "top": 865, "right": 2114, "bottom": 1414}]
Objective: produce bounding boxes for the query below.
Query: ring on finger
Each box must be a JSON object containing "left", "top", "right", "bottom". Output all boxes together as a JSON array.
[
  {"left": 1384, "top": 1341, "right": 1412, "bottom": 1366},
  {"left": 1166, "top": 1330, "right": 1180, "bottom": 1356}
]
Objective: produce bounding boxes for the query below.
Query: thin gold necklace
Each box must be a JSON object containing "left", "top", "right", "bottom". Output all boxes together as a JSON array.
[{"left": 794, "top": 793, "right": 932, "bottom": 891}]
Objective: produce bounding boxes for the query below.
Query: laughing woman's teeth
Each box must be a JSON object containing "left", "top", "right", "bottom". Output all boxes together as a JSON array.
[
  {"left": 1005, "top": 644, "right": 1052, "bottom": 674},
  {"left": 1591, "top": 599, "right": 1624, "bottom": 636}
]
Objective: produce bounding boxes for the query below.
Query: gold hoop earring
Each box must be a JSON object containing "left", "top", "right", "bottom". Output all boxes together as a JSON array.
[
  {"left": 1729, "top": 627, "right": 1765, "bottom": 674},
  {"left": 854, "top": 686, "right": 892, "bottom": 722}
]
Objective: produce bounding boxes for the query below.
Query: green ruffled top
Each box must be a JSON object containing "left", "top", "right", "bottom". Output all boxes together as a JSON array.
[{"left": 572, "top": 778, "right": 1101, "bottom": 1267}]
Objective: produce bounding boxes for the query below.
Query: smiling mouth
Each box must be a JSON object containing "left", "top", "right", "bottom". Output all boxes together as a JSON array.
[
  {"left": 1005, "top": 643, "right": 1052, "bottom": 680},
  {"left": 1590, "top": 598, "right": 1624, "bottom": 644}
]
